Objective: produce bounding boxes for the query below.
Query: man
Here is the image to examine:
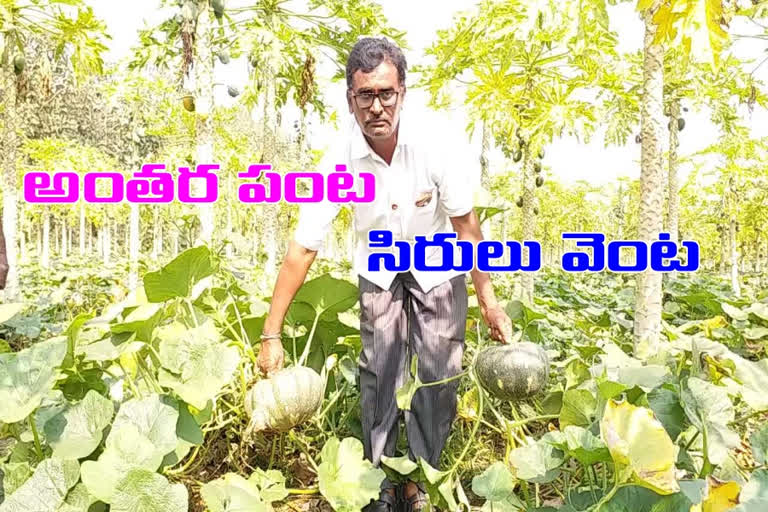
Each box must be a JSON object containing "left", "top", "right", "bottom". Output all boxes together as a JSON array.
[{"left": 257, "top": 37, "right": 512, "bottom": 512}]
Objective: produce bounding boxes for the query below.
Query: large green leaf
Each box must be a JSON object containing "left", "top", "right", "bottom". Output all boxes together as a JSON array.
[
  {"left": 143, "top": 246, "right": 216, "bottom": 302},
  {"left": 0, "top": 459, "right": 79, "bottom": 512},
  {"left": 0, "top": 304, "right": 25, "bottom": 325},
  {"left": 44, "top": 390, "right": 114, "bottom": 460},
  {"left": 545, "top": 426, "right": 611, "bottom": 466},
  {"left": 750, "top": 425, "right": 768, "bottom": 466},
  {"left": 110, "top": 469, "right": 188, "bottom": 512},
  {"left": 318, "top": 437, "right": 385, "bottom": 512},
  {"left": 681, "top": 378, "right": 739, "bottom": 466},
  {"left": 647, "top": 387, "right": 686, "bottom": 441},
  {"left": 559, "top": 389, "right": 597, "bottom": 428},
  {"left": 200, "top": 473, "right": 268, "bottom": 512},
  {"left": 110, "top": 303, "right": 163, "bottom": 343},
  {"left": 293, "top": 274, "right": 358, "bottom": 320},
  {"left": 732, "top": 469, "right": 768, "bottom": 511},
  {"left": 249, "top": 468, "right": 288, "bottom": 504},
  {"left": 0, "top": 462, "right": 33, "bottom": 500},
  {"left": 156, "top": 321, "right": 239, "bottom": 409},
  {"left": 600, "top": 400, "right": 679, "bottom": 495},
  {"left": 508, "top": 438, "right": 564, "bottom": 484},
  {"left": 56, "top": 483, "right": 103, "bottom": 512},
  {"left": 721, "top": 302, "right": 748, "bottom": 321},
  {"left": 471, "top": 462, "right": 524, "bottom": 511},
  {"left": 381, "top": 455, "right": 419, "bottom": 476},
  {"left": 81, "top": 395, "right": 179, "bottom": 502},
  {"left": 0, "top": 338, "right": 68, "bottom": 424}
]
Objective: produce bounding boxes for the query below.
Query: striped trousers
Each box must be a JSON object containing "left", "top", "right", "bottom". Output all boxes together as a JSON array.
[{"left": 358, "top": 272, "right": 468, "bottom": 470}]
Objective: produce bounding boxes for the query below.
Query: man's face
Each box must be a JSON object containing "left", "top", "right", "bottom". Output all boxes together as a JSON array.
[{"left": 347, "top": 60, "right": 405, "bottom": 141}]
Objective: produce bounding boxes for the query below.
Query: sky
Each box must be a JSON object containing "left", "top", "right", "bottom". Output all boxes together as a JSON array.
[{"left": 91, "top": 0, "right": 768, "bottom": 190}]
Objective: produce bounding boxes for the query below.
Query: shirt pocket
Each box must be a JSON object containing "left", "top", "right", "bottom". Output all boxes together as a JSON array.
[{"left": 406, "top": 186, "right": 438, "bottom": 237}]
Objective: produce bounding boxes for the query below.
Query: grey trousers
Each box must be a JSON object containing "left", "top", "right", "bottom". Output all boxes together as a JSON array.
[{"left": 358, "top": 272, "right": 468, "bottom": 470}]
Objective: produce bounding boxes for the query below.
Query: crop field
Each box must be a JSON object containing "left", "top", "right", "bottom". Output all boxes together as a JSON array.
[{"left": 2, "top": 1, "right": 768, "bottom": 512}]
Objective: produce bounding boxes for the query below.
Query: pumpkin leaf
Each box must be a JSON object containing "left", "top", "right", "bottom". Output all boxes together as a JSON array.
[
  {"left": 0, "top": 462, "right": 33, "bottom": 499},
  {"left": 681, "top": 378, "right": 739, "bottom": 466},
  {"left": 732, "top": 469, "right": 768, "bottom": 511},
  {"left": 600, "top": 400, "right": 679, "bottom": 495},
  {"left": 0, "top": 304, "right": 25, "bottom": 325},
  {"left": 381, "top": 454, "right": 419, "bottom": 476},
  {"left": 559, "top": 389, "right": 597, "bottom": 428},
  {"left": 81, "top": 395, "right": 179, "bottom": 502},
  {"left": 750, "top": 424, "right": 768, "bottom": 466},
  {"left": 156, "top": 320, "right": 239, "bottom": 409},
  {"left": 471, "top": 461, "right": 524, "bottom": 511},
  {"left": 200, "top": 473, "right": 268, "bottom": 512},
  {"left": 721, "top": 303, "right": 748, "bottom": 321},
  {"left": 396, "top": 355, "right": 422, "bottom": 411},
  {"left": 0, "top": 458, "right": 80, "bottom": 512},
  {"left": 143, "top": 246, "right": 216, "bottom": 302},
  {"left": 56, "top": 483, "right": 102, "bottom": 512},
  {"left": 545, "top": 426, "right": 611, "bottom": 466},
  {"left": 110, "top": 469, "right": 188, "bottom": 512},
  {"left": 44, "top": 390, "right": 114, "bottom": 460},
  {"left": 508, "top": 438, "right": 564, "bottom": 484},
  {"left": 249, "top": 468, "right": 288, "bottom": 503},
  {"left": 0, "top": 338, "right": 68, "bottom": 424},
  {"left": 689, "top": 477, "right": 740, "bottom": 512},
  {"left": 647, "top": 386, "right": 686, "bottom": 441},
  {"left": 318, "top": 437, "right": 385, "bottom": 512},
  {"left": 294, "top": 274, "right": 358, "bottom": 320}
]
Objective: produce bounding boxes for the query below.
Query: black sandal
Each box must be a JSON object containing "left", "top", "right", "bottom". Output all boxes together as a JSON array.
[
  {"left": 403, "top": 481, "right": 430, "bottom": 512},
  {"left": 362, "top": 485, "right": 401, "bottom": 512}
]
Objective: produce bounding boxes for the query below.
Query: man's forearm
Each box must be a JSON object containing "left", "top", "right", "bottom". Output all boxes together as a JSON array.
[{"left": 263, "top": 241, "right": 317, "bottom": 334}]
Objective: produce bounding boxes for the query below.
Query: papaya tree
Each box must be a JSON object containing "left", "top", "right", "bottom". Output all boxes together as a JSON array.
[
  {"left": 0, "top": 0, "right": 106, "bottom": 299},
  {"left": 419, "top": 0, "right": 619, "bottom": 302}
]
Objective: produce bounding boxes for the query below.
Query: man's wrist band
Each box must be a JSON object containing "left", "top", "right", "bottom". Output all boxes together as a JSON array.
[{"left": 260, "top": 333, "right": 281, "bottom": 340}]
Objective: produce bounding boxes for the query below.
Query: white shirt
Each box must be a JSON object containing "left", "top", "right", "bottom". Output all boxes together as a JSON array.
[{"left": 293, "top": 113, "right": 475, "bottom": 293}]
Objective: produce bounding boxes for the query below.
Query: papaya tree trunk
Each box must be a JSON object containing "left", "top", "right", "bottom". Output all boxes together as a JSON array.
[
  {"left": 667, "top": 100, "right": 680, "bottom": 244},
  {"left": 0, "top": 64, "right": 19, "bottom": 299},
  {"left": 103, "top": 214, "right": 111, "bottom": 267},
  {"left": 480, "top": 119, "right": 492, "bottom": 241},
  {"left": 61, "top": 219, "right": 68, "bottom": 261},
  {"left": 129, "top": 203, "right": 139, "bottom": 291},
  {"left": 730, "top": 218, "right": 740, "bottom": 295},
  {"left": 261, "top": 42, "right": 279, "bottom": 280},
  {"left": 80, "top": 202, "right": 86, "bottom": 256},
  {"left": 519, "top": 144, "right": 536, "bottom": 303},
  {"left": 633, "top": 9, "right": 666, "bottom": 358},
  {"left": 42, "top": 211, "right": 51, "bottom": 269}
]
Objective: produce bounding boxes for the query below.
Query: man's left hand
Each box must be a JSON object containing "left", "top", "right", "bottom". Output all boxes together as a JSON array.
[{"left": 482, "top": 305, "right": 513, "bottom": 344}]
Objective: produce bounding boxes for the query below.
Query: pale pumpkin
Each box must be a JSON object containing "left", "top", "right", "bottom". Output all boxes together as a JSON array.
[{"left": 245, "top": 366, "right": 325, "bottom": 432}]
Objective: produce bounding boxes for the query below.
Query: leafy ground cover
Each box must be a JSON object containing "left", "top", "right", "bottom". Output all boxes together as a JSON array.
[{"left": 1, "top": 247, "right": 767, "bottom": 511}]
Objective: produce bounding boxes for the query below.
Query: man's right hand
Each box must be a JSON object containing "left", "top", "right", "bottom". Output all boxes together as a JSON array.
[{"left": 257, "top": 338, "right": 285, "bottom": 376}]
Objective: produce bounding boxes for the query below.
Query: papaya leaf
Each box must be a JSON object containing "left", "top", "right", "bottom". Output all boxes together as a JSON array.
[{"left": 600, "top": 400, "right": 679, "bottom": 495}]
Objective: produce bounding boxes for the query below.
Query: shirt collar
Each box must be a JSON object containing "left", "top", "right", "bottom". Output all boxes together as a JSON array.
[{"left": 349, "top": 110, "right": 414, "bottom": 161}]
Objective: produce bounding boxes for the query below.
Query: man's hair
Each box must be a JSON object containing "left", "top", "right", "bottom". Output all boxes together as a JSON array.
[{"left": 346, "top": 37, "right": 407, "bottom": 90}]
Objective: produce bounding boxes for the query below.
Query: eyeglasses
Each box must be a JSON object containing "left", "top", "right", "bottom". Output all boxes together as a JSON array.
[{"left": 351, "top": 90, "right": 399, "bottom": 109}]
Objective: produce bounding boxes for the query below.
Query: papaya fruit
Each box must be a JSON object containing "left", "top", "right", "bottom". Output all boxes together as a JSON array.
[
  {"left": 182, "top": 95, "right": 195, "bottom": 112},
  {"left": 536, "top": 176, "right": 544, "bottom": 187},
  {"left": 513, "top": 150, "right": 522, "bottom": 163},
  {"left": 13, "top": 55, "right": 25, "bottom": 75},
  {"left": 516, "top": 197, "right": 523, "bottom": 208},
  {"left": 677, "top": 118, "right": 685, "bottom": 131},
  {"left": 212, "top": 0, "right": 224, "bottom": 19}
]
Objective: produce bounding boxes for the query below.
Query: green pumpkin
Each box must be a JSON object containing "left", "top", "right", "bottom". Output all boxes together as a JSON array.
[
  {"left": 475, "top": 342, "right": 549, "bottom": 400},
  {"left": 245, "top": 366, "right": 325, "bottom": 433}
]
